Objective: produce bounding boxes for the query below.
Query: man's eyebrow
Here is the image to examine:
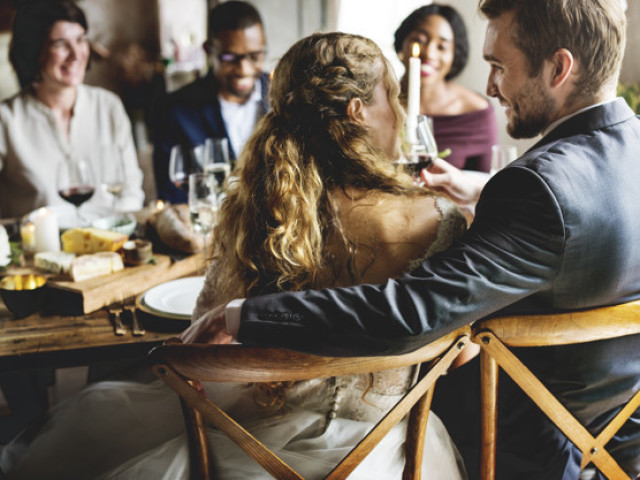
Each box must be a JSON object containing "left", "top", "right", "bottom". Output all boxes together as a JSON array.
[{"left": 483, "top": 53, "right": 500, "bottom": 63}]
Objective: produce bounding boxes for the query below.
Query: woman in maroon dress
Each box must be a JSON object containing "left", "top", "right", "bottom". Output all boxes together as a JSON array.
[{"left": 395, "top": 4, "right": 498, "bottom": 172}]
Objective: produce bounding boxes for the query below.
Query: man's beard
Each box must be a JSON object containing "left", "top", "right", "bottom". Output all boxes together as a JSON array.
[{"left": 507, "top": 76, "right": 556, "bottom": 139}]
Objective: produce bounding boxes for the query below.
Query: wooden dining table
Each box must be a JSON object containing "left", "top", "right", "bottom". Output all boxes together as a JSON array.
[{"left": 0, "top": 252, "right": 206, "bottom": 374}]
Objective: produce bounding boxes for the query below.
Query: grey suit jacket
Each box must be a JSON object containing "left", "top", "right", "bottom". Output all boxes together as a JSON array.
[{"left": 238, "top": 98, "right": 640, "bottom": 477}]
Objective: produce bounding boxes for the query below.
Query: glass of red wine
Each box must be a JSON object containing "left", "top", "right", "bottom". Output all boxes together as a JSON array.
[
  {"left": 397, "top": 115, "right": 438, "bottom": 178},
  {"left": 169, "top": 144, "right": 204, "bottom": 193},
  {"left": 57, "top": 159, "right": 95, "bottom": 225}
]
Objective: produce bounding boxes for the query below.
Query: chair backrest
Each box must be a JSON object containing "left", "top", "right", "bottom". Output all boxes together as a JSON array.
[
  {"left": 472, "top": 300, "right": 640, "bottom": 480},
  {"left": 149, "top": 327, "right": 470, "bottom": 480}
]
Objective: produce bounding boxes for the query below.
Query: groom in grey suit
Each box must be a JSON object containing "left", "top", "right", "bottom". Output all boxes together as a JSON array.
[{"left": 183, "top": 0, "right": 640, "bottom": 478}]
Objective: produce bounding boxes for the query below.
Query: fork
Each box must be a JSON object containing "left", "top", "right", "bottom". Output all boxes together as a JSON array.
[
  {"left": 108, "top": 302, "right": 126, "bottom": 336},
  {"left": 124, "top": 295, "right": 146, "bottom": 336}
]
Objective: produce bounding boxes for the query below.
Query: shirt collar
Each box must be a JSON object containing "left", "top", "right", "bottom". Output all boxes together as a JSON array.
[{"left": 541, "top": 98, "right": 618, "bottom": 138}]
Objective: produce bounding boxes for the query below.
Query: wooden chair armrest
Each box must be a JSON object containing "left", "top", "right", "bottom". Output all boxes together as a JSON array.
[
  {"left": 149, "top": 326, "right": 470, "bottom": 383},
  {"left": 473, "top": 300, "right": 640, "bottom": 347}
]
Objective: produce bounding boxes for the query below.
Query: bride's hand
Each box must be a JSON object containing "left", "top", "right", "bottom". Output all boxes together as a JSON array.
[
  {"left": 420, "top": 158, "right": 485, "bottom": 206},
  {"left": 179, "top": 303, "right": 232, "bottom": 344}
]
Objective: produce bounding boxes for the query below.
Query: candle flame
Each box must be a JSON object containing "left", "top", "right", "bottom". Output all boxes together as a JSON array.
[{"left": 412, "top": 43, "right": 420, "bottom": 58}]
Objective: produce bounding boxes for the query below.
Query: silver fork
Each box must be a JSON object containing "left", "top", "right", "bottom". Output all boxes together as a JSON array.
[
  {"left": 108, "top": 302, "right": 126, "bottom": 336},
  {"left": 124, "top": 295, "right": 146, "bottom": 336}
]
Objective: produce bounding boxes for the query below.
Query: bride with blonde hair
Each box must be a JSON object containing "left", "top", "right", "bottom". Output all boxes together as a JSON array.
[{"left": 5, "top": 32, "right": 467, "bottom": 479}]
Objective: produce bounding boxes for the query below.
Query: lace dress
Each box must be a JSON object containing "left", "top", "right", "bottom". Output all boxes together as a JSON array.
[{"left": 3, "top": 192, "right": 468, "bottom": 480}]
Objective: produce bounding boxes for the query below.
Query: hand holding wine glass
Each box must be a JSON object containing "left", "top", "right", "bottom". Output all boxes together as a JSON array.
[{"left": 57, "top": 159, "right": 95, "bottom": 225}]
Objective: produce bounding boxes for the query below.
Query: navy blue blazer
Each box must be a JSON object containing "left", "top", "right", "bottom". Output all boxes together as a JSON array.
[
  {"left": 238, "top": 99, "right": 640, "bottom": 478},
  {"left": 152, "top": 70, "right": 270, "bottom": 203}
]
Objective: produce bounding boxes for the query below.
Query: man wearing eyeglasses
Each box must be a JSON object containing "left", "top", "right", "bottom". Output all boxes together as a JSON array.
[{"left": 153, "top": 1, "right": 269, "bottom": 203}]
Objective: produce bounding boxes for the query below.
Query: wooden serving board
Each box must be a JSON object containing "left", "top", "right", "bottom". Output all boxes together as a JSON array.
[{"left": 45, "top": 252, "right": 206, "bottom": 314}]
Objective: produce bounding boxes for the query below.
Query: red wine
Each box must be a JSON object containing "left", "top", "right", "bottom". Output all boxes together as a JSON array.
[
  {"left": 59, "top": 185, "right": 95, "bottom": 206},
  {"left": 397, "top": 154, "right": 435, "bottom": 176},
  {"left": 173, "top": 179, "right": 189, "bottom": 193}
]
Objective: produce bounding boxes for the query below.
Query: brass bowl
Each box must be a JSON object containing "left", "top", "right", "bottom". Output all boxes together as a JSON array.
[{"left": 0, "top": 274, "right": 47, "bottom": 318}]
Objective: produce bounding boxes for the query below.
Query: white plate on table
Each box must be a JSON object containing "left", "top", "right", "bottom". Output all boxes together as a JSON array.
[{"left": 138, "top": 276, "right": 205, "bottom": 320}]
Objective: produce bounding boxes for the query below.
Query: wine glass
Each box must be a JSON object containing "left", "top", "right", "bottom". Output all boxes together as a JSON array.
[
  {"left": 490, "top": 144, "right": 518, "bottom": 175},
  {"left": 203, "top": 138, "right": 231, "bottom": 199},
  {"left": 100, "top": 146, "right": 126, "bottom": 213},
  {"left": 188, "top": 173, "right": 218, "bottom": 258},
  {"left": 169, "top": 144, "right": 204, "bottom": 193},
  {"left": 398, "top": 114, "right": 438, "bottom": 177},
  {"left": 57, "top": 159, "right": 95, "bottom": 225}
]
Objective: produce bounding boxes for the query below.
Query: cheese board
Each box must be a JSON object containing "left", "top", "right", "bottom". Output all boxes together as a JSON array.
[{"left": 44, "top": 252, "right": 206, "bottom": 315}]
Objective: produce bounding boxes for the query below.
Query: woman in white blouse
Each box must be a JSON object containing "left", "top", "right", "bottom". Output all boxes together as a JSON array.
[{"left": 0, "top": 0, "right": 144, "bottom": 219}]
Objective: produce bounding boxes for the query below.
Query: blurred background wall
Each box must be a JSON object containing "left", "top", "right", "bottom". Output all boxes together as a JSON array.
[{"left": 0, "top": 0, "right": 638, "bottom": 170}]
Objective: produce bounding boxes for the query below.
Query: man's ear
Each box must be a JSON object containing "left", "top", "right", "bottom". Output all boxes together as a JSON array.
[
  {"left": 347, "top": 97, "right": 365, "bottom": 123},
  {"left": 549, "top": 48, "right": 574, "bottom": 88}
]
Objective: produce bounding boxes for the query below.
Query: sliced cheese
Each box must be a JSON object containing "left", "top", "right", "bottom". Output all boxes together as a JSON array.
[
  {"left": 69, "top": 252, "right": 124, "bottom": 282},
  {"left": 34, "top": 251, "right": 76, "bottom": 274},
  {"left": 61, "top": 228, "right": 128, "bottom": 254}
]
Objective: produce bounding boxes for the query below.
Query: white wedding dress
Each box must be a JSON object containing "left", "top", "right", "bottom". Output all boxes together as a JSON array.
[{"left": 3, "top": 192, "right": 468, "bottom": 480}]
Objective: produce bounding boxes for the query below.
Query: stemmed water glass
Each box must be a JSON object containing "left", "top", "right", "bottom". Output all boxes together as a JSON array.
[
  {"left": 57, "top": 159, "right": 95, "bottom": 225},
  {"left": 188, "top": 173, "right": 218, "bottom": 257},
  {"left": 100, "top": 146, "right": 126, "bottom": 213},
  {"left": 490, "top": 144, "right": 518, "bottom": 175},
  {"left": 169, "top": 144, "right": 205, "bottom": 193},
  {"left": 203, "top": 138, "right": 231, "bottom": 199}
]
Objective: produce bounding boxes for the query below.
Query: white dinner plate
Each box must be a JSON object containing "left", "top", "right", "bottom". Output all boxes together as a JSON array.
[{"left": 140, "top": 276, "right": 205, "bottom": 320}]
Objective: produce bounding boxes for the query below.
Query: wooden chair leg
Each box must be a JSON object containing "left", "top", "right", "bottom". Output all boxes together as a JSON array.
[
  {"left": 180, "top": 381, "right": 215, "bottom": 480},
  {"left": 478, "top": 331, "right": 631, "bottom": 479},
  {"left": 480, "top": 348, "right": 498, "bottom": 480},
  {"left": 403, "top": 386, "right": 434, "bottom": 480}
]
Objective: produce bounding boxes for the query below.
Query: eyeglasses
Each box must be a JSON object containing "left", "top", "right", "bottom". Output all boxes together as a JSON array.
[{"left": 217, "top": 50, "right": 266, "bottom": 65}]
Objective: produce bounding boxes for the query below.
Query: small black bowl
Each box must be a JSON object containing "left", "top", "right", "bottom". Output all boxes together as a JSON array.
[{"left": 0, "top": 274, "right": 47, "bottom": 318}]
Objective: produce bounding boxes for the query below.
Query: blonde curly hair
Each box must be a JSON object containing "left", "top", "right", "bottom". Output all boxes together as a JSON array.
[{"left": 210, "top": 32, "right": 426, "bottom": 301}]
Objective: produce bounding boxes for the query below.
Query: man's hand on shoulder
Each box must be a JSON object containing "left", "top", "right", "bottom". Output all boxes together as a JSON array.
[{"left": 180, "top": 303, "right": 232, "bottom": 344}]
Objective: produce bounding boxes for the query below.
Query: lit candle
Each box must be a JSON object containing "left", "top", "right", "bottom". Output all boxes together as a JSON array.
[
  {"left": 406, "top": 43, "right": 421, "bottom": 144},
  {"left": 33, "top": 208, "right": 61, "bottom": 253},
  {"left": 20, "top": 221, "right": 36, "bottom": 253}
]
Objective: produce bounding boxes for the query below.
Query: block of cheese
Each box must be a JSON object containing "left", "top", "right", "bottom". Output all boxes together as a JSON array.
[
  {"left": 69, "top": 252, "right": 124, "bottom": 282},
  {"left": 34, "top": 251, "right": 77, "bottom": 274},
  {"left": 61, "top": 228, "right": 128, "bottom": 254}
]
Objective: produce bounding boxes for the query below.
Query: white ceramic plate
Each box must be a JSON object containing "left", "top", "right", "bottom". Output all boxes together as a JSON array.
[{"left": 140, "top": 276, "right": 205, "bottom": 319}]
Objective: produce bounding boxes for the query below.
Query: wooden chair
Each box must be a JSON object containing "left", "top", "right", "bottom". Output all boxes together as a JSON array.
[
  {"left": 149, "top": 326, "right": 470, "bottom": 480},
  {"left": 472, "top": 300, "right": 640, "bottom": 480}
]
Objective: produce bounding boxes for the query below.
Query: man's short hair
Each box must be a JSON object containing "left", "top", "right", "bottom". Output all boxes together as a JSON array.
[
  {"left": 479, "top": 0, "right": 626, "bottom": 100},
  {"left": 208, "top": 1, "right": 263, "bottom": 39}
]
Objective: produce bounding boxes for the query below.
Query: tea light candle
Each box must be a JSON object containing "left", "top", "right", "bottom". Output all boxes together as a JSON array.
[
  {"left": 20, "top": 221, "right": 36, "bottom": 252},
  {"left": 406, "top": 43, "right": 421, "bottom": 144},
  {"left": 33, "top": 208, "right": 61, "bottom": 253}
]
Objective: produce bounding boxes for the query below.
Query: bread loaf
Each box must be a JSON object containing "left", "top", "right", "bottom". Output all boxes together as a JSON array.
[
  {"left": 61, "top": 228, "right": 128, "bottom": 254},
  {"left": 148, "top": 204, "right": 203, "bottom": 254}
]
